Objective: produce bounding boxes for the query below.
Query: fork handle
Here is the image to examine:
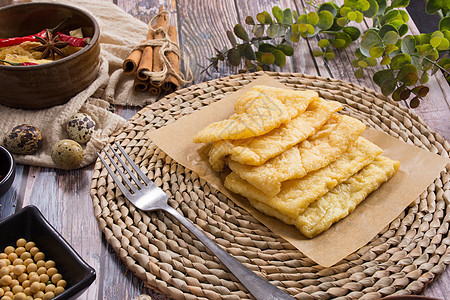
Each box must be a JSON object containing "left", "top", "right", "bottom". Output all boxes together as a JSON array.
[{"left": 164, "top": 205, "right": 295, "bottom": 300}]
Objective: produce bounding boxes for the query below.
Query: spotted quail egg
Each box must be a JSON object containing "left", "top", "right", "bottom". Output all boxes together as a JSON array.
[
  {"left": 66, "top": 113, "right": 96, "bottom": 144},
  {"left": 3, "top": 124, "right": 43, "bottom": 155},
  {"left": 51, "top": 139, "right": 84, "bottom": 170}
]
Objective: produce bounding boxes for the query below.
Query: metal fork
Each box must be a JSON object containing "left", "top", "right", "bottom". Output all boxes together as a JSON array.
[{"left": 98, "top": 142, "right": 295, "bottom": 300}]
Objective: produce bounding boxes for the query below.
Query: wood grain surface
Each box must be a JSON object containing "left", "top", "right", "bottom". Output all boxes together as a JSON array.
[{"left": 0, "top": 0, "right": 449, "bottom": 299}]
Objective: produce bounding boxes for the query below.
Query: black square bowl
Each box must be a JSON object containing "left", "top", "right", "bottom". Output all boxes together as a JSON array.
[{"left": 0, "top": 205, "right": 96, "bottom": 299}]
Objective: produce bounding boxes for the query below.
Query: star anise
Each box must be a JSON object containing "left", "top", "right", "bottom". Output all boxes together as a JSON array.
[{"left": 31, "top": 29, "right": 69, "bottom": 60}]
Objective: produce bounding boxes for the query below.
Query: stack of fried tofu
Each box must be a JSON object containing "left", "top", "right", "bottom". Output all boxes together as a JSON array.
[{"left": 193, "top": 85, "right": 399, "bottom": 238}]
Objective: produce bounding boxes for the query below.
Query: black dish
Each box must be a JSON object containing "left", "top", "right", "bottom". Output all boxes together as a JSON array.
[
  {"left": 0, "top": 205, "right": 96, "bottom": 299},
  {"left": 0, "top": 145, "right": 15, "bottom": 195}
]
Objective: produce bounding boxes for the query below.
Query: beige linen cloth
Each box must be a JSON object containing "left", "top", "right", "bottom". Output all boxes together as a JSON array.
[{"left": 1, "top": 0, "right": 159, "bottom": 168}]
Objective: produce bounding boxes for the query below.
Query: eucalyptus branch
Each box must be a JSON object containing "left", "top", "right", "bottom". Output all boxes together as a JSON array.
[{"left": 203, "top": 0, "right": 450, "bottom": 107}]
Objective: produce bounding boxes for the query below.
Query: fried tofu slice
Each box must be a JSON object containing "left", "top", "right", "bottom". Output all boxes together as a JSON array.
[
  {"left": 228, "top": 114, "right": 366, "bottom": 196},
  {"left": 193, "top": 86, "right": 318, "bottom": 143},
  {"left": 296, "top": 156, "right": 400, "bottom": 238},
  {"left": 224, "top": 137, "right": 383, "bottom": 221},
  {"left": 209, "top": 98, "right": 342, "bottom": 171}
]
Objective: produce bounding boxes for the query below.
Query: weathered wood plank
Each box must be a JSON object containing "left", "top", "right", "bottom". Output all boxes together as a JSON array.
[{"left": 175, "top": 0, "right": 240, "bottom": 83}]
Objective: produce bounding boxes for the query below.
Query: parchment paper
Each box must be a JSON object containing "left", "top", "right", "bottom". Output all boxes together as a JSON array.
[{"left": 147, "top": 74, "right": 449, "bottom": 267}]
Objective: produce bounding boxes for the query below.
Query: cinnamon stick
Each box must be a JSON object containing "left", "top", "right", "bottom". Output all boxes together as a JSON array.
[
  {"left": 151, "top": 6, "right": 167, "bottom": 85},
  {"left": 123, "top": 47, "right": 143, "bottom": 75},
  {"left": 148, "top": 84, "right": 161, "bottom": 96},
  {"left": 133, "top": 77, "right": 149, "bottom": 93},
  {"left": 161, "top": 24, "right": 180, "bottom": 92},
  {"left": 136, "top": 26, "right": 155, "bottom": 81}
]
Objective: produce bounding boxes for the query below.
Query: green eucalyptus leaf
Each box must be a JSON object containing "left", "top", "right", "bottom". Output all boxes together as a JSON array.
[
  {"left": 272, "top": 6, "right": 284, "bottom": 23},
  {"left": 369, "top": 46, "right": 384, "bottom": 58},
  {"left": 381, "top": 10, "right": 399, "bottom": 25},
  {"left": 430, "top": 36, "right": 442, "bottom": 48},
  {"left": 358, "top": 60, "right": 369, "bottom": 68},
  {"left": 283, "top": 8, "right": 293, "bottom": 25},
  {"left": 373, "top": 68, "right": 395, "bottom": 87},
  {"left": 272, "top": 49, "right": 286, "bottom": 67},
  {"left": 385, "top": 43, "right": 398, "bottom": 54},
  {"left": 381, "top": 77, "right": 398, "bottom": 95},
  {"left": 307, "top": 12, "right": 320, "bottom": 26},
  {"left": 401, "top": 35, "right": 416, "bottom": 54},
  {"left": 420, "top": 72, "right": 429, "bottom": 84},
  {"left": 318, "top": 39, "right": 330, "bottom": 48},
  {"left": 389, "top": 20, "right": 406, "bottom": 30},
  {"left": 324, "top": 50, "right": 335, "bottom": 59},
  {"left": 261, "top": 52, "right": 275, "bottom": 64},
  {"left": 317, "top": 10, "right": 334, "bottom": 30},
  {"left": 313, "top": 50, "right": 324, "bottom": 57},
  {"left": 227, "top": 48, "right": 241, "bottom": 66},
  {"left": 252, "top": 25, "right": 264, "bottom": 38},
  {"left": 240, "top": 43, "right": 256, "bottom": 60},
  {"left": 318, "top": 2, "right": 339, "bottom": 18},
  {"left": 381, "top": 55, "right": 391, "bottom": 65},
  {"left": 361, "top": 30, "right": 382, "bottom": 50},
  {"left": 391, "top": 53, "right": 411, "bottom": 69},
  {"left": 340, "top": 6, "right": 352, "bottom": 17},
  {"left": 399, "top": 10, "right": 409, "bottom": 23},
  {"left": 257, "top": 12, "right": 266, "bottom": 24},
  {"left": 426, "top": 0, "right": 443, "bottom": 15},
  {"left": 267, "top": 23, "right": 279, "bottom": 37},
  {"left": 355, "top": 68, "right": 364, "bottom": 78},
  {"left": 293, "top": 10, "right": 299, "bottom": 22},
  {"left": 431, "top": 31, "right": 444, "bottom": 38},
  {"left": 355, "top": 11, "right": 364, "bottom": 23},
  {"left": 343, "top": 26, "right": 361, "bottom": 41},
  {"left": 245, "top": 16, "right": 255, "bottom": 25},
  {"left": 358, "top": 0, "right": 371, "bottom": 11},
  {"left": 391, "top": 0, "right": 409, "bottom": 8},
  {"left": 397, "top": 63, "right": 417, "bottom": 81},
  {"left": 277, "top": 44, "right": 294, "bottom": 56},
  {"left": 383, "top": 31, "right": 399, "bottom": 44},
  {"left": 355, "top": 48, "right": 365, "bottom": 58},
  {"left": 263, "top": 11, "right": 273, "bottom": 24},
  {"left": 375, "top": 0, "right": 387, "bottom": 15},
  {"left": 352, "top": 59, "right": 361, "bottom": 67},
  {"left": 347, "top": 11, "right": 357, "bottom": 21},
  {"left": 332, "top": 38, "right": 347, "bottom": 48},
  {"left": 298, "top": 14, "right": 308, "bottom": 24},
  {"left": 258, "top": 43, "right": 277, "bottom": 53},
  {"left": 397, "top": 24, "right": 409, "bottom": 36},
  {"left": 440, "top": 17, "right": 450, "bottom": 31},
  {"left": 234, "top": 24, "right": 249, "bottom": 41},
  {"left": 379, "top": 24, "right": 397, "bottom": 38},
  {"left": 337, "top": 17, "right": 348, "bottom": 27},
  {"left": 365, "top": 57, "right": 378, "bottom": 66},
  {"left": 290, "top": 31, "right": 300, "bottom": 42},
  {"left": 364, "top": 0, "right": 379, "bottom": 17},
  {"left": 226, "top": 30, "right": 237, "bottom": 47}
]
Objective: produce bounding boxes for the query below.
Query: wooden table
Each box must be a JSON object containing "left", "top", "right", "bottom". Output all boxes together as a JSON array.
[{"left": 1, "top": 0, "right": 449, "bottom": 299}]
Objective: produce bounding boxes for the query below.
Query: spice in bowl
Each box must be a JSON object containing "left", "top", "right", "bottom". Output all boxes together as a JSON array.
[{"left": 0, "top": 20, "right": 91, "bottom": 66}]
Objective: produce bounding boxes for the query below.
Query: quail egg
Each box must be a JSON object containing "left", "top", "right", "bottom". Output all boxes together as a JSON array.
[
  {"left": 66, "top": 113, "right": 96, "bottom": 144},
  {"left": 51, "top": 139, "right": 84, "bottom": 170},
  {"left": 3, "top": 124, "right": 43, "bottom": 155}
]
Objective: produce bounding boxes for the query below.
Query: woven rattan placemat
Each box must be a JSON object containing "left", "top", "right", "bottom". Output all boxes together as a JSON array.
[{"left": 90, "top": 71, "right": 450, "bottom": 299}]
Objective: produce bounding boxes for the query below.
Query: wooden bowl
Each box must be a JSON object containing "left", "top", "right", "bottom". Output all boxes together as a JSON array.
[{"left": 0, "top": 2, "right": 100, "bottom": 109}]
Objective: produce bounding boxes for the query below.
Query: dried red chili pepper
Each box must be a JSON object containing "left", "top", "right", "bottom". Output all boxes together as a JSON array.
[
  {"left": 0, "top": 19, "right": 90, "bottom": 48},
  {"left": 54, "top": 32, "right": 91, "bottom": 47},
  {"left": 0, "top": 59, "right": 38, "bottom": 66}
]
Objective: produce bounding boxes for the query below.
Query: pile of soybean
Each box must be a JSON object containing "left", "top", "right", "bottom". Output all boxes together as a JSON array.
[{"left": 0, "top": 239, "right": 66, "bottom": 300}]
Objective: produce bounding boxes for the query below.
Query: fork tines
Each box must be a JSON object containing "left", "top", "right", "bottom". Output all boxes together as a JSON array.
[{"left": 97, "top": 142, "right": 151, "bottom": 198}]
